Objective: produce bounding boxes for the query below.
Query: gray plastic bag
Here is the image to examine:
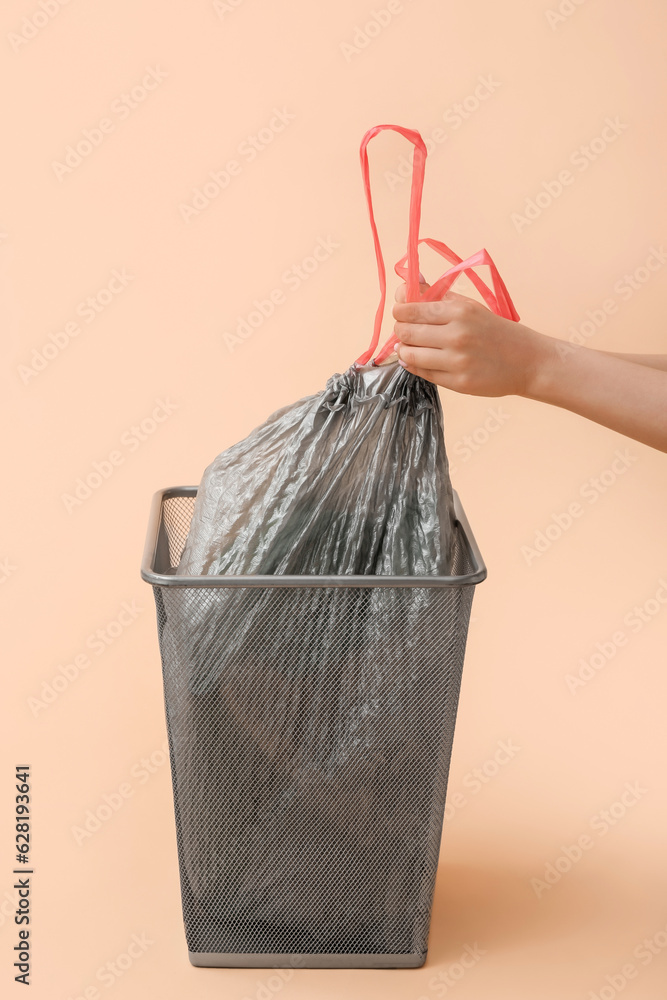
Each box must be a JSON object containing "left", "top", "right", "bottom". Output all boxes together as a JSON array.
[
  {"left": 162, "top": 358, "right": 460, "bottom": 953},
  {"left": 176, "top": 360, "right": 456, "bottom": 578}
]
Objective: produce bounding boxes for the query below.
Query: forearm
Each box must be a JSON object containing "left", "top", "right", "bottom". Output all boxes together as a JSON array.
[
  {"left": 526, "top": 338, "right": 667, "bottom": 452},
  {"left": 392, "top": 288, "right": 667, "bottom": 452},
  {"left": 605, "top": 352, "right": 667, "bottom": 372}
]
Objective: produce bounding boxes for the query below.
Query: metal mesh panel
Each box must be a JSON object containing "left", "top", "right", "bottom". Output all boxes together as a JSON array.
[{"left": 149, "top": 494, "right": 477, "bottom": 966}]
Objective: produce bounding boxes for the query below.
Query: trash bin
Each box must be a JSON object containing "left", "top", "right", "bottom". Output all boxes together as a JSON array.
[{"left": 141, "top": 485, "right": 486, "bottom": 969}]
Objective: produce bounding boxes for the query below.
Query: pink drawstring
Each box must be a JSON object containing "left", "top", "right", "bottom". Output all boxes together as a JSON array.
[{"left": 355, "top": 125, "right": 520, "bottom": 368}]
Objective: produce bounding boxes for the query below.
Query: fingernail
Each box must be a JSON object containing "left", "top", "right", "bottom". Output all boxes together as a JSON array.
[{"left": 397, "top": 359, "right": 407, "bottom": 368}]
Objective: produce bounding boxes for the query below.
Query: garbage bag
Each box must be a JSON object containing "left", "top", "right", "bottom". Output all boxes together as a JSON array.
[
  {"left": 162, "top": 361, "right": 463, "bottom": 951},
  {"left": 176, "top": 359, "right": 456, "bottom": 578},
  {"left": 157, "top": 573, "right": 471, "bottom": 954}
]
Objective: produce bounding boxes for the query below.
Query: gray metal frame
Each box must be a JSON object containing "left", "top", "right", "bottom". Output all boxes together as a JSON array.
[
  {"left": 188, "top": 950, "right": 427, "bottom": 969},
  {"left": 143, "top": 485, "right": 486, "bottom": 969},
  {"left": 141, "top": 486, "right": 487, "bottom": 589}
]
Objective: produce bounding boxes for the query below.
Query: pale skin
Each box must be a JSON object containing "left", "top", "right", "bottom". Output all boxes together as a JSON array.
[{"left": 392, "top": 284, "right": 667, "bottom": 453}]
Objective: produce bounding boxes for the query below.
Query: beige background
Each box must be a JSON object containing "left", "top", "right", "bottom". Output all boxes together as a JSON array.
[{"left": 2, "top": 0, "right": 667, "bottom": 997}]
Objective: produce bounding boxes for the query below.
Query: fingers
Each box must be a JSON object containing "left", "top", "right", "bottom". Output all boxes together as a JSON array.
[
  {"left": 393, "top": 299, "right": 450, "bottom": 324},
  {"left": 398, "top": 360, "right": 450, "bottom": 387},
  {"left": 393, "top": 289, "right": 480, "bottom": 324},
  {"left": 393, "top": 322, "right": 446, "bottom": 349},
  {"left": 395, "top": 343, "right": 446, "bottom": 372},
  {"left": 398, "top": 356, "right": 471, "bottom": 395},
  {"left": 394, "top": 281, "right": 430, "bottom": 303}
]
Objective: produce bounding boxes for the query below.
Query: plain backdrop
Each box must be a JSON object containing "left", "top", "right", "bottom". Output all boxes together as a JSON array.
[{"left": 1, "top": 1, "right": 666, "bottom": 997}]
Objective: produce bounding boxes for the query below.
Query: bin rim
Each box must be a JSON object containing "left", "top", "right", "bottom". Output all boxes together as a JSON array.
[{"left": 141, "top": 486, "right": 487, "bottom": 589}]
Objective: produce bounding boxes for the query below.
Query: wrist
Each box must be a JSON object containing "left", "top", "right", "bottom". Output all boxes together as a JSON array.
[{"left": 520, "top": 329, "right": 564, "bottom": 402}]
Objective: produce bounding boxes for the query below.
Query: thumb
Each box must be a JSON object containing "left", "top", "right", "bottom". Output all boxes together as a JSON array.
[
  {"left": 394, "top": 280, "right": 431, "bottom": 303},
  {"left": 439, "top": 288, "right": 481, "bottom": 306}
]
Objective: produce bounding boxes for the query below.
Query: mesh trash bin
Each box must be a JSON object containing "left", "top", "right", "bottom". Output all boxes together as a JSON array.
[{"left": 141, "top": 485, "right": 486, "bottom": 969}]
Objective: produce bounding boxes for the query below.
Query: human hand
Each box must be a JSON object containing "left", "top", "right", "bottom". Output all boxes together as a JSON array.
[
  {"left": 391, "top": 283, "right": 667, "bottom": 452},
  {"left": 392, "top": 282, "right": 552, "bottom": 398}
]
